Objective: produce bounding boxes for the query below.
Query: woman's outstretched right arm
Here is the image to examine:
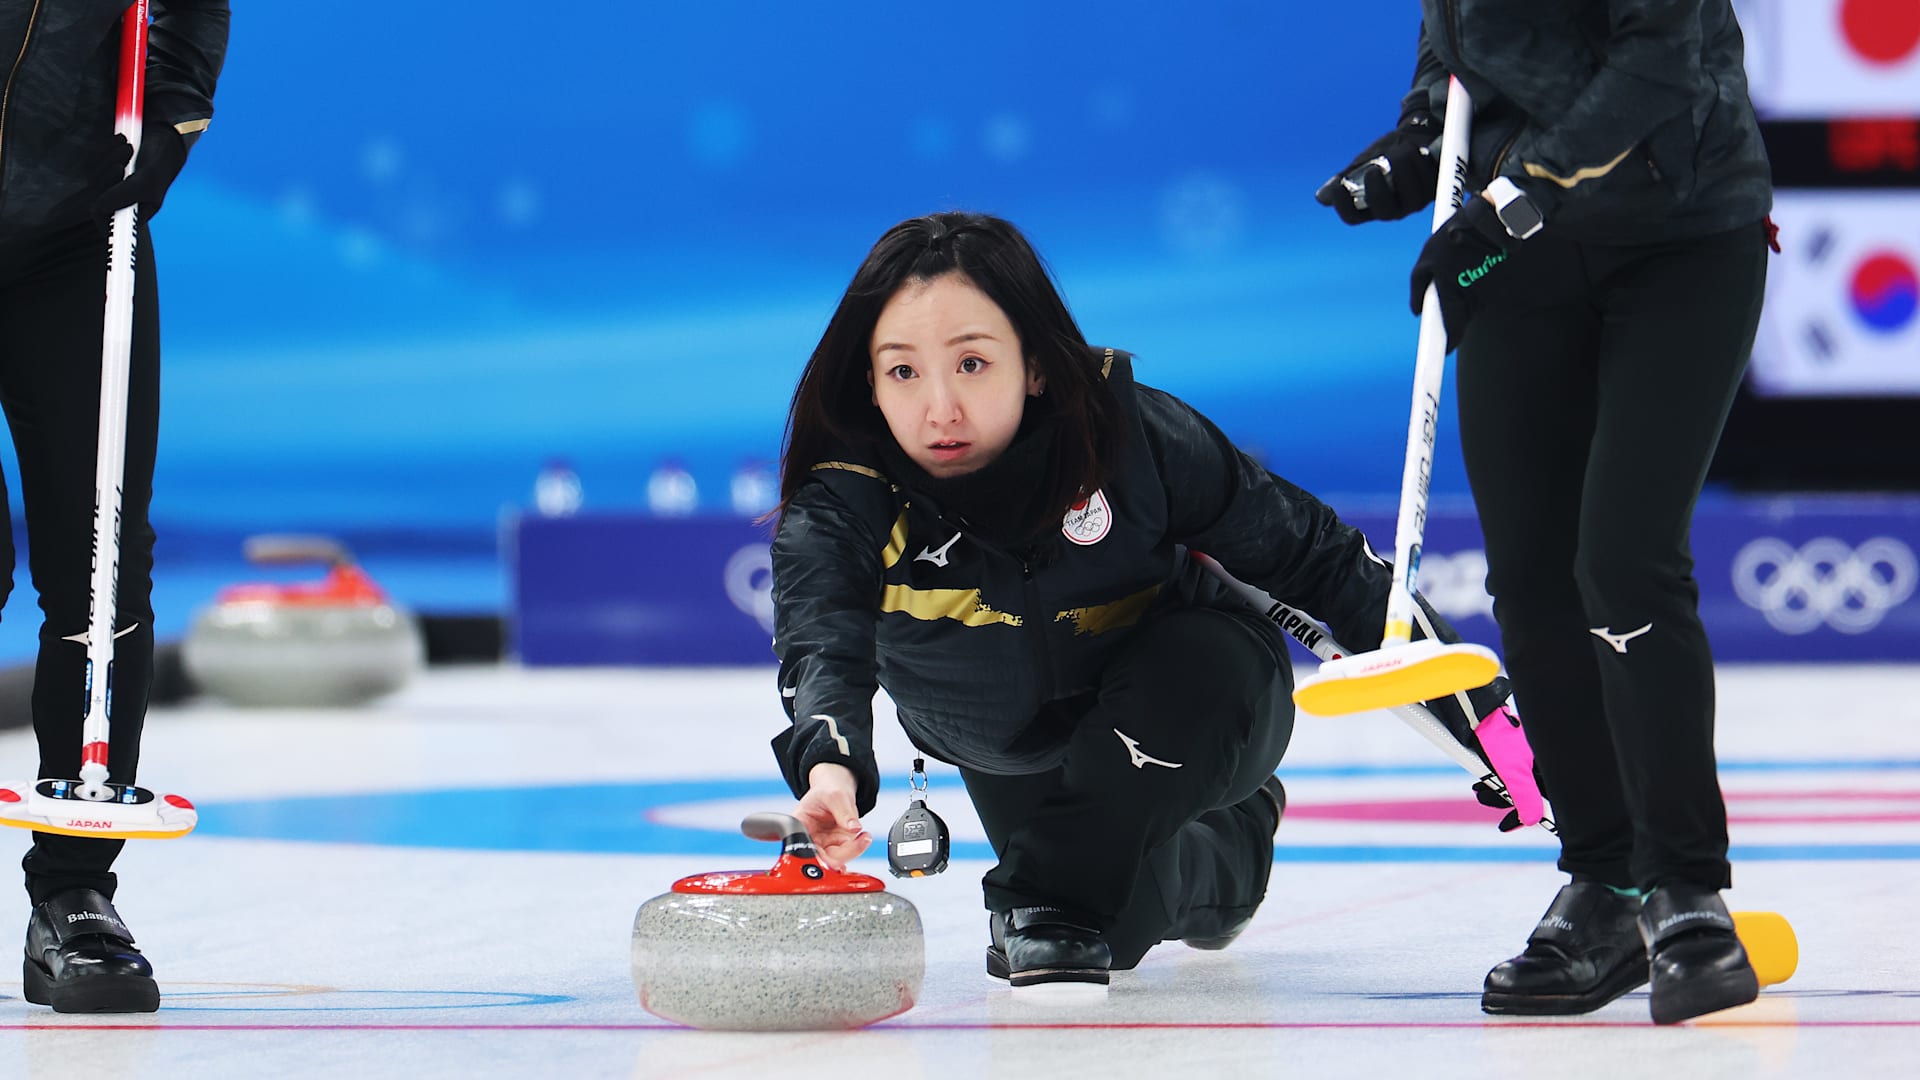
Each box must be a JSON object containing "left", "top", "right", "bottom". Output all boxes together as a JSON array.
[{"left": 770, "top": 478, "right": 887, "bottom": 865}]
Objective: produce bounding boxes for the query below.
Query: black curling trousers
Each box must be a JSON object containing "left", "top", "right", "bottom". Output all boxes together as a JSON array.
[
  {"left": 1454, "top": 220, "right": 1769, "bottom": 892},
  {"left": 962, "top": 605, "right": 1292, "bottom": 970},
  {"left": 0, "top": 220, "right": 162, "bottom": 905}
]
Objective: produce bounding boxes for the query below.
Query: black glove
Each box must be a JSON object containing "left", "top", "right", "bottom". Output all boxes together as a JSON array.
[
  {"left": 91, "top": 120, "right": 193, "bottom": 225},
  {"left": 1408, "top": 194, "right": 1514, "bottom": 352},
  {"left": 1315, "top": 116, "right": 1440, "bottom": 224},
  {"left": 1473, "top": 777, "right": 1536, "bottom": 832}
]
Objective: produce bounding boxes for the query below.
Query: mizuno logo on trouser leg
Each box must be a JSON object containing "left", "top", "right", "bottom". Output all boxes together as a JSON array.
[
  {"left": 1114, "top": 729, "right": 1183, "bottom": 770},
  {"left": 1589, "top": 623, "right": 1653, "bottom": 654},
  {"left": 59, "top": 623, "right": 141, "bottom": 646}
]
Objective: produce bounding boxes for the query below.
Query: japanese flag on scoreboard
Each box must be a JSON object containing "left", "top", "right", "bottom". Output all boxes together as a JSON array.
[
  {"left": 1749, "top": 191, "right": 1920, "bottom": 397},
  {"left": 1741, "top": 0, "right": 1920, "bottom": 117}
]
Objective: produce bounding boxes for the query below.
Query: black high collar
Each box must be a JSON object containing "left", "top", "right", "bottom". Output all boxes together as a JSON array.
[{"left": 876, "top": 401, "right": 1062, "bottom": 551}]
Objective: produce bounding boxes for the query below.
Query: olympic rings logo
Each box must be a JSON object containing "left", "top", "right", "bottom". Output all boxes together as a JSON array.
[
  {"left": 724, "top": 544, "right": 777, "bottom": 635},
  {"left": 1731, "top": 536, "right": 1918, "bottom": 635},
  {"left": 1418, "top": 549, "right": 1495, "bottom": 623}
]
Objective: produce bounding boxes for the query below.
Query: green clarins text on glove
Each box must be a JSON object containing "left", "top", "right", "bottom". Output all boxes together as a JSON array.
[{"left": 1457, "top": 252, "right": 1508, "bottom": 288}]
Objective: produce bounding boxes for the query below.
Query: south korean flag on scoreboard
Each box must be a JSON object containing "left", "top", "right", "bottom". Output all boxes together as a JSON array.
[
  {"left": 1749, "top": 191, "right": 1920, "bottom": 397},
  {"left": 1738, "top": 0, "right": 1920, "bottom": 117}
]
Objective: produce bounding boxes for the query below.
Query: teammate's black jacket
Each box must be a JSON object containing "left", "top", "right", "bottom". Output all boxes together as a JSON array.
[
  {"left": 771, "top": 350, "right": 1499, "bottom": 814},
  {"left": 1405, "top": 0, "right": 1771, "bottom": 244},
  {"left": 0, "top": 0, "right": 229, "bottom": 231}
]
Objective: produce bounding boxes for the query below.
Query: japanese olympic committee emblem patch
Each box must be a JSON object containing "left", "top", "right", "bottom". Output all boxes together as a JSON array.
[{"left": 1061, "top": 489, "right": 1113, "bottom": 546}]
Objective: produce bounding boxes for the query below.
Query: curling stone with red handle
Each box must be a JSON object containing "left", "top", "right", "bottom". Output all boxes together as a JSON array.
[
  {"left": 182, "top": 535, "right": 424, "bottom": 707},
  {"left": 631, "top": 812, "right": 924, "bottom": 1030}
]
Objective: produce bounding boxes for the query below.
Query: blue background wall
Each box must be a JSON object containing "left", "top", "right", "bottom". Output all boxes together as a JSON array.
[
  {"left": 2, "top": 1, "right": 1481, "bottom": 658},
  {"left": 137, "top": 0, "right": 1453, "bottom": 527}
]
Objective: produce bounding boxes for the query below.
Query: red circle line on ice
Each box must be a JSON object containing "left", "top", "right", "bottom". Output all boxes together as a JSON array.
[{"left": 1841, "top": 0, "right": 1920, "bottom": 65}]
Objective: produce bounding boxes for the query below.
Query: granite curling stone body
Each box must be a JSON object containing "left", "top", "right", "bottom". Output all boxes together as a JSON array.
[
  {"left": 632, "top": 812, "right": 924, "bottom": 1030},
  {"left": 182, "top": 535, "right": 424, "bottom": 707}
]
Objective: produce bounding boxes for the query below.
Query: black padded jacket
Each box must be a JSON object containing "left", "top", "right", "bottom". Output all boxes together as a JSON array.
[
  {"left": 0, "top": 0, "right": 229, "bottom": 232},
  {"left": 770, "top": 350, "right": 1498, "bottom": 814},
  {"left": 1404, "top": 0, "right": 1771, "bottom": 244}
]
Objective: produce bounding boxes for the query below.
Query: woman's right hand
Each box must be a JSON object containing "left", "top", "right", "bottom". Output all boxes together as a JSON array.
[{"left": 794, "top": 763, "right": 872, "bottom": 871}]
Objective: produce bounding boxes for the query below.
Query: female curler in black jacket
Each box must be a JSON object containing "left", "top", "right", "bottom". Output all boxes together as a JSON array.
[{"left": 769, "top": 212, "right": 1512, "bottom": 989}]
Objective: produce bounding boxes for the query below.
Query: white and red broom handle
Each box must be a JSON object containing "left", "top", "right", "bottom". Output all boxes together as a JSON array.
[
  {"left": 78, "top": 0, "right": 150, "bottom": 798},
  {"left": 1383, "top": 75, "right": 1473, "bottom": 648}
]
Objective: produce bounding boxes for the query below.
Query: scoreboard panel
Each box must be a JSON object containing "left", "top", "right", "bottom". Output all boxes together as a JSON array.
[{"left": 1714, "top": 0, "right": 1919, "bottom": 488}]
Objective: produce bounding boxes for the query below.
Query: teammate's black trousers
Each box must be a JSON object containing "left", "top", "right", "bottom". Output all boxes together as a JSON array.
[
  {"left": 962, "top": 605, "right": 1291, "bottom": 969},
  {"left": 0, "top": 220, "right": 161, "bottom": 906},
  {"left": 1455, "top": 220, "right": 1769, "bottom": 892}
]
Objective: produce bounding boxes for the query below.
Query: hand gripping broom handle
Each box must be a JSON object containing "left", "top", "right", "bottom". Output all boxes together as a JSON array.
[
  {"left": 77, "top": 0, "right": 150, "bottom": 798},
  {"left": 1383, "top": 75, "right": 1472, "bottom": 648}
]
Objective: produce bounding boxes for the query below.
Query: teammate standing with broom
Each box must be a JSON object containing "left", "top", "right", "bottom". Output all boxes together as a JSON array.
[
  {"left": 1316, "top": 0, "right": 1773, "bottom": 1024},
  {"left": 0, "top": 0, "right": 228, "bottom": 1012}
]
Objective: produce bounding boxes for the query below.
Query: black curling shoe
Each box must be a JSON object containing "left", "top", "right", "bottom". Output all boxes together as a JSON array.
[
  {"left": 1482, "top": 881, "right": 1648, "bottom": 1015},
  {"left": 986, "top": 906, "right": 1111, "bottom": 988},
  {"left": 24, "top": 889, "right": 159, "bottom": 1013},
  {"left": 1638, "top": 883, "right": 1759, "bottom": 1025}
]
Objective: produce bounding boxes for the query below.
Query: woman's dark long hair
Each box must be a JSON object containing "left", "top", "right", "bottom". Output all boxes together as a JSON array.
[{"left": 777, "top": 212, "right": 1124, "bottom": 535}]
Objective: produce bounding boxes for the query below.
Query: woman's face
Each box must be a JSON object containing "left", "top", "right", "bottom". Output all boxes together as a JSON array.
[{"left": 869, "top": 273, "right": 1043, "bottom": 478}]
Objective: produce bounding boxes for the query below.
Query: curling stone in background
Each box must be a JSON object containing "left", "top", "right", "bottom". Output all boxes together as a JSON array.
[
  {"left": 632, "top": 812, "right": 924, "bottom": 1031},
  {"left": 182, "top": 535, "right": 425, "bottom": 708}
]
